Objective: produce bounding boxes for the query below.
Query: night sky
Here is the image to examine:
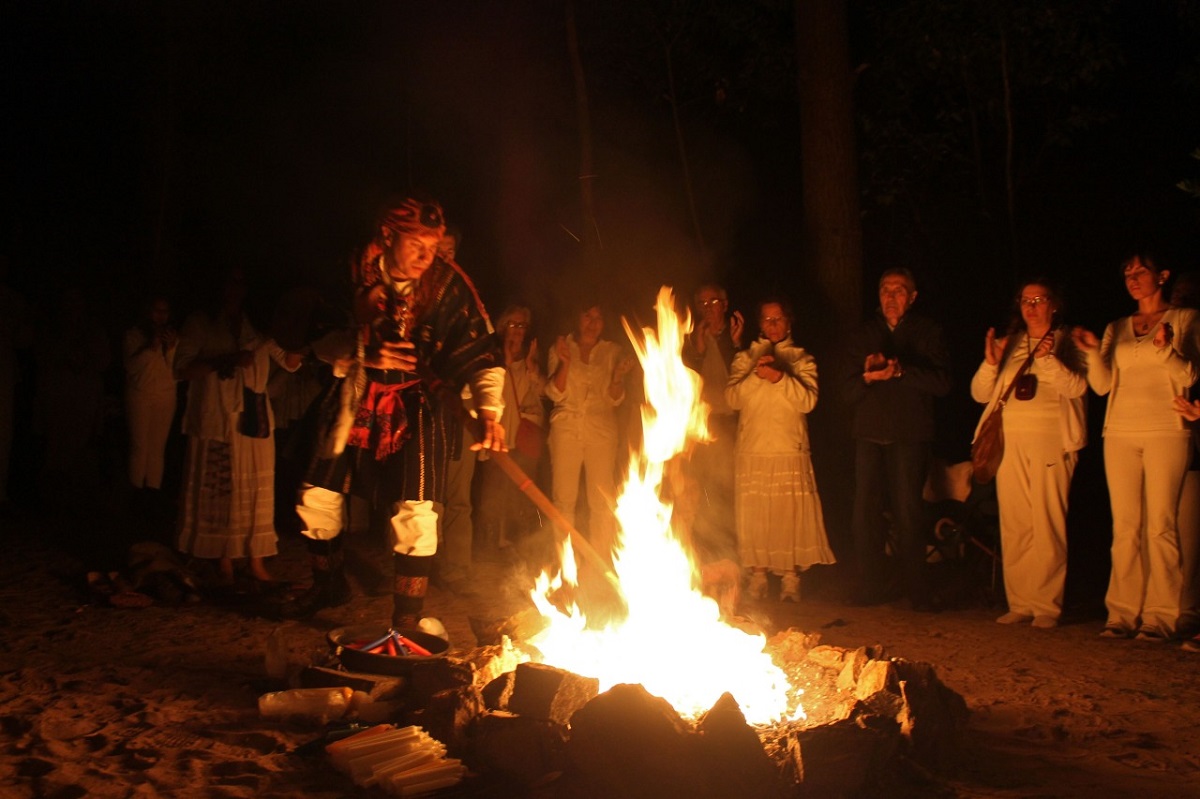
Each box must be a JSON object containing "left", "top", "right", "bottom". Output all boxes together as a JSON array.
[
  {"left": 5, "top": 2, "right": 1199, "bottom": 324},
  {"left": 4, "top": 1, "right": 745, "bottom": 331},
  {"left": 5, "top": 1, "right": 1200, "bottom": 434}
]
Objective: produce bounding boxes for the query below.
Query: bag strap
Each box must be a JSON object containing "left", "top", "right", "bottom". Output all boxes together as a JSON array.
[
  {"left": 995, "top": 329, "right": 1054, "bottom": 408},
  {"left": 506, "top": 361, "right": 522, "bottom": 411}
]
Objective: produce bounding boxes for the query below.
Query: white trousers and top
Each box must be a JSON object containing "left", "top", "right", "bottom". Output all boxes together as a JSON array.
[
  {"left": 123, "top": 326, "right": 178, "bottom": 489},
  {"left": 726, "top": 337, "right": 836, "bottom": 574},
  {"left": 971, "top": 330, "right": 1087, "bottom": 620},
  {"left": 545, "top": 337, "right": 625, "bottom": 559},
  {"left": 1085, "top": 308, "right": 1199, "bottom": 635}
]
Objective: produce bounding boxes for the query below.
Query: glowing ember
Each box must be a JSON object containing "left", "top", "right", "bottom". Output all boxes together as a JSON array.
[{"left": 527, "top": 287, "right": 803, "bottom": 724}]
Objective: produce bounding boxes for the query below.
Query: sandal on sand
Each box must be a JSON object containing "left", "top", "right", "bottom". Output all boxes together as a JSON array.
[{"left": 1099, "top": 624, "right": 1133, "bottom": 639}]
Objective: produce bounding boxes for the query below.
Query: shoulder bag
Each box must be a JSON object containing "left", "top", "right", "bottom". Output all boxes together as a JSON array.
[
  {"left": 507, "top": 366, "right": 545, "bottom": 462},
  {"left": 971, "top": 330, "right": 1052, "bottom": 484}
]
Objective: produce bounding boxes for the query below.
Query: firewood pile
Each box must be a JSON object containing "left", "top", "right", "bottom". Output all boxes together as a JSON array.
[{"left": 296, "top": 627, "right": 968, "bottom": 798}]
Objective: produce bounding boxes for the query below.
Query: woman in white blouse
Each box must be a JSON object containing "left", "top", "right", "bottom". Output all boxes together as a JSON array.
[
  {"left": 1073, "top": 253, "right": 1199, "bottom": 641},
  {"left": 545, "top": 301, "right": 634, "bottom": 562},
  {"left": 726, "top": 298, "right": 835, "bottom": 603},
  {"left": 971, "top": 280, "right": 1086, "bottom": 629}
]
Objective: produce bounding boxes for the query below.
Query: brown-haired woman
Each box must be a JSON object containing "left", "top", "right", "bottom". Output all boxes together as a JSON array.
[
  {"left": 1073, "top": 253, "right": 1200, "bottom": 641},
  {"left": 970, "top": 278, "right": 1087, "bottom": 629}
]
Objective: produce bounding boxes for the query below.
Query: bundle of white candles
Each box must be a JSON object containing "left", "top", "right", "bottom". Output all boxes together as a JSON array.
[{"left": 325, "top": 724, "right": 465, "bottom": 796}]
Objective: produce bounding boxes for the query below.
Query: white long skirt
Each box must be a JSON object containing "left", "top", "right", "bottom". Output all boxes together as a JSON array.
[
  {"left": 177, "top": 434, "right": 278, "bottom": 560},
  {"left": 734, "top": 451, "right": 835, "bottom": 572}
]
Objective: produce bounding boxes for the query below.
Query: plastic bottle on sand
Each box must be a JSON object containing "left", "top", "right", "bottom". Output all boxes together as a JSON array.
[{"left": 258, "top": 687, "right": 354, "bottom": 721}]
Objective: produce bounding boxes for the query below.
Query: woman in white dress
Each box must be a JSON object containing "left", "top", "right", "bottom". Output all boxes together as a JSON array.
[
  {"left": 175, "top": 271, "right": 301, "bottom": 585},
  {"left": 726, "top": 298, "right": 835, "bottom": 602}
]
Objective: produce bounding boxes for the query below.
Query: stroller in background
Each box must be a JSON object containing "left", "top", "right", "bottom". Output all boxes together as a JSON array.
[{"left": 920, "top": 459, "right": 1003, "bottom": 607}]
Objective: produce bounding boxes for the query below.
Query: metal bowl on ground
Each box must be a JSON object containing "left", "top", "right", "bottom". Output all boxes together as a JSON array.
[{"left": 327, "top": 624, "right": 449, "bottom": 676}]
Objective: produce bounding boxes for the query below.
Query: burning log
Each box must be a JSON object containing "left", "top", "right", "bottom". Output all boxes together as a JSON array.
[
  {"left": 507, "top": 662, "right": 600, "bottom": 726},
  {"left": 468, "top": 712, "right": 570, "bottom": 788},
  {"left": 695, "top": 693, "right": 788, "bottom": 798},
  {"left": 481, "top": 671, "right": 515, "bottom": 711},
  {"left": 406, "top": 657, "right": 473, "bottom": 700},
  {"left": 566, "top": 683, "right": 711, "bottom": 799},
  {"left": 891, "top": 660, "right": 970, "bottom": 771},
  {"left": 415, "top": 686, "right": 486, "bottom": 756},
  {"left": 783, "top": 716, "right": 900, "bottom": 797},
  {"left": 294, "top": 625, "right": 968, "bottom": 797}
]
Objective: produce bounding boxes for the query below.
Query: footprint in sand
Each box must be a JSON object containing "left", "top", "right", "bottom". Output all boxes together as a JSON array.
[{"left": 37, "top": 714, "right": 106, "bottom": 761}]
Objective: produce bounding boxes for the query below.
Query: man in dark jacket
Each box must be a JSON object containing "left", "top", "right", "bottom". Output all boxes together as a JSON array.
[{"left": 844, "top": 268, "right": 951, "bottom": 610}]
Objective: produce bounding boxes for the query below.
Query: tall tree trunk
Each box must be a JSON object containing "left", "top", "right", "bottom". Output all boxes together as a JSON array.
[
  {"left": 150, "top": 3, "right": 179, "bottom": 282},
  {"left": 999, "top": 26, "right": 1017, "bottom": 271},
  {"left": 664, "top": 38, "right": 707, "bottom": 258},
  {"left": 795, "top": 0, "right": 863, "bottom": 549},
  {"left": 795, "top": 0, "right": 863, "bottom": 334},
  {"left": 566, "top": 0, "right": 602, "bottom": 254}
]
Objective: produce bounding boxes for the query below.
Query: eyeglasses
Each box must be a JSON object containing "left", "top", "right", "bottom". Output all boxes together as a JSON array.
[
  {"left": 1019, "top": 296, "right": 1049, "bottom": 307},
  {"left": 761, "top": 316, "right": 786, "bottom": 324},
  {"left": 698, "top": 298, "right": 725, "bottom": 308},
  {"left": 505, "top": 322, "right": 529, "bottom": 329}
]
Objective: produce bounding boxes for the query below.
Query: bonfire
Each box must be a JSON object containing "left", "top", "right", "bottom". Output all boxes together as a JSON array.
[{"left": 524, "top": 287, "right": 803, "bottom": 725}]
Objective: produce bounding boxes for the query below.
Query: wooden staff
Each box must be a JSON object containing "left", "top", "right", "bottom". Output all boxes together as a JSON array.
[
  {"left": 484, "top": 445, "right": 621, "bottom": 592},
  {"left": 445, "top": 369, "right": 622, "bottom": 593}
]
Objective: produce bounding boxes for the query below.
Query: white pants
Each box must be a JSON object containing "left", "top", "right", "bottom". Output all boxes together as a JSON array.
[
  {"left": 127, "top": 390, "right": 176, "bottom": 489},
  {"left": 1103, "top": 433, "right": 1190, "bottom": 633},
  {"left": 548, "top": 424, "right": 618, "bottom": 558},
  {"left": 995, "top": 429, "right": 1076, "bottom": 619},
  {"left": 296, "top": 484, "right": 440, "bottom": 557}
]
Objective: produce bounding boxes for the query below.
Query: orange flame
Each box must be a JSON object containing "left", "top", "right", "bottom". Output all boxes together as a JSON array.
[{"left": 527, "top": 287, "right": 803, "bottom": 724}]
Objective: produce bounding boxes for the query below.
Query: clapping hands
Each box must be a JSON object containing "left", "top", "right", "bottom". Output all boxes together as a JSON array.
[
  {"left": 863, "top": 352, "right": 899, "bottom": 384},
  {"left": 754, "top": 354, "right": 783, "bottom": 383}
]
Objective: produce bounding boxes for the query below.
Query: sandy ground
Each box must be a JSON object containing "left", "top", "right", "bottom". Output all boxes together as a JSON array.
[{"left": 1, "top": 511, "right": 1199, "bottom": 799}]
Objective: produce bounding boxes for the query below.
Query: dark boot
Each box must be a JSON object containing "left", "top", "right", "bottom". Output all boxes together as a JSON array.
[
  {"left": 392, "top": 553, "right": 433, "bottom": 630},
  {"left": 278, "top": 537, "right": 352, "bottom": 619}
]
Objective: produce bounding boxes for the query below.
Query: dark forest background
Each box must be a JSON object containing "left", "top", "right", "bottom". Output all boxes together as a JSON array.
[{"left": 5, "top": 0, "right": 1200, "bottom": 600}]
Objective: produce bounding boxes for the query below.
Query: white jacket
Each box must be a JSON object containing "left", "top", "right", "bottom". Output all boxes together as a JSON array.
[{"left": 726, "top": 337, "right": 818, "bottom": 454}]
